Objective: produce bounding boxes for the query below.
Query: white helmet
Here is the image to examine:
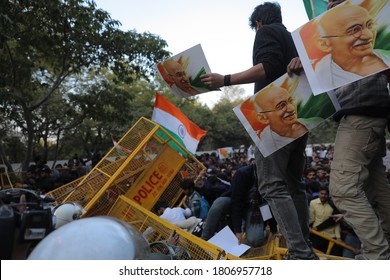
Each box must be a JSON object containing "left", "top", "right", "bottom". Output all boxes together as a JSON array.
[
  {"left": 28, "top": 216, "right": 150, "bottom": 260},
  {"left": 52, "top": 203, "right": 85, "bottom": 229}
]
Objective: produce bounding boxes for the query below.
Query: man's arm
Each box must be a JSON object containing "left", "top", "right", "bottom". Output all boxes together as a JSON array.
[
  {"left": 201, "top": 24, "right": 289, "bottom": 89},
  {"left": 315, "top": 217, "right": 336, "bottom": 231},
  {"left": 200, "top": 63, "right": 266, "bottom": 89}
]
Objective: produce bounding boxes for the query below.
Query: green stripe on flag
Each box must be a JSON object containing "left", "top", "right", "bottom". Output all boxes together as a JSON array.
[
  {"left": 303, "top": 0, "right": 328, "bottom": 19},
  {"left": 156, "top": 128, "right": 191, "bottom": 158}
]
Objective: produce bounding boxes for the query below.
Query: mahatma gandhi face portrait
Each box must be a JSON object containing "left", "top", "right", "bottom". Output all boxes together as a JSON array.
[
  {"left": 254, "top": 86, "right": 307, "bottom": 138},
  {"left": 162, "top": 59, "right": 198, "bottom": 95},
  {"left": 318, "top": 4, "right": 377, "bottom": 64}
]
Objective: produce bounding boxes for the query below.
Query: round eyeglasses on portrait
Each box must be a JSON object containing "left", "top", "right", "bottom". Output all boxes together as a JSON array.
[
  {"left": 320, "top": 20, "right": 376, "bottom": 38},
  {"left": 257, "top": 97, "right": 295, "bottom": 114}
]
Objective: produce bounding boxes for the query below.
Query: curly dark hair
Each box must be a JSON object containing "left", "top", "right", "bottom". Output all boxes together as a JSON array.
[{"left": 249, "top": 2, "right": 282, "bottom": 30}]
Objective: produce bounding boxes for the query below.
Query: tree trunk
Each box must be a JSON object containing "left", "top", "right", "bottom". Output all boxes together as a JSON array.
[
  {"left": 0, "top": 141, "right": 14, "bottom": 173},
  {"left": 52, "top": 128, "right": 65, "bottom": 168},
  {"left": 22, "top": 107, "right": 35, "bottom": 171}
]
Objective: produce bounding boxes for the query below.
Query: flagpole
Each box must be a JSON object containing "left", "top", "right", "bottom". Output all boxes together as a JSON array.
[
  {"left": 310, "top": 0, "right": 316, "bottom": 18},
  {"left": 1, "top": 154, "right": 13, "bottom": 189}
]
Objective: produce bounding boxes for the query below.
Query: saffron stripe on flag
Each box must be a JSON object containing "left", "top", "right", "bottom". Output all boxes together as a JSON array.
[
  {"left": 152, "top": 93, "right": 206, "bottom": 154},
  {"left": 153, "top": 93, "right": 206, "bottom": 141}
]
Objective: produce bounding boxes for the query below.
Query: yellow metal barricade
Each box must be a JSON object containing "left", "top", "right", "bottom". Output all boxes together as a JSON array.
[
  {"left": 44, "top": 117, "right": 353, "bottom": 260},
  {"left": 108, "top": 195, "right": 224, "bottom": 260},
  {"left": 223, "top": 231, "right": 288, "bottom": 260},
  {"left": 0, "top": 171, "right": 24, "bottom": 189},
  {"left": 47, "top": 117, "right": 205, "bottom": 217},
  {"left": 46, "top": 176, "right": 85, "bottom": 203},
  {"left": 0, "top": 171, "right": 13, "bottom": 189},
  {"left": 310, "top": 228, "right": 357, "bottom": 259}
]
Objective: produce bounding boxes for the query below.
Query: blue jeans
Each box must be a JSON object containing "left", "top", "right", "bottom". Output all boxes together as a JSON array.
[
  {"left": 201, "top": 197, "right": 265, "bottom": 247},
  {"left": 201, "top": 197, "right": 231, "bottom": 240},
  {"left": 342, "top": 232, "right": 361, "bottom": 258},
  {"left": 244, "top": 206, "right": 265, "bottom": 247},
  {"left": 255, "top": 133, "right": 317, "bottom": 259}
]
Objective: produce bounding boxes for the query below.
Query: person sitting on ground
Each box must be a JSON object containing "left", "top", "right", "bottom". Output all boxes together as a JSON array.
[
  {"left": 201, "top": 163, "right": 275, "bottom": 247},
  {"left": 154, "top": 200, "right": 199, "bottom": 233},
  {"left": 309, "top": 186, "right": 342, "bottom": 255},
  {"left": 23, "top": 168, "right": 37, "bottom": 189},
  {"left": 314, "top": 212, "right": 361, "bottom": 258},
  {"left": 180, "top": 178, "right": 202, "bottom": 219},
  {"left": 35, "top": 166, "right": 55, "bottom": 193}
]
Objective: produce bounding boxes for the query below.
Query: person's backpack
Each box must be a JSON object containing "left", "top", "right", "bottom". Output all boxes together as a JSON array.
[{"left": 199, "top": 196, "right": 210, "bottom": 220}]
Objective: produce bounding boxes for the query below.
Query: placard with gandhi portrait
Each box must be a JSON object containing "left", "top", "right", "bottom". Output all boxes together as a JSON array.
[
  {"left": 233, "top": 73, "right": 339, "bottom": 157},
  {"left": 292, "top": 0, "right": 390, "bottom": 95}
]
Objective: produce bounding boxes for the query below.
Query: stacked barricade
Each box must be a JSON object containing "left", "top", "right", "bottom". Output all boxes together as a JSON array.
[
  {"left": 47, "top": 117, "right": 205, "bottom": 217},
  {"left": 108, "top": 195, "right": 224, "bottom": 260}
]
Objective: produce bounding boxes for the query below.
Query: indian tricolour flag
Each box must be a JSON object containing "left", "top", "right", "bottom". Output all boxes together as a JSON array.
[
  {"left": 302, "top": 0, "right": 327, "bottom": 19},
  {"left": 152, "top": 93, "right": 206, "bottom": 154}
]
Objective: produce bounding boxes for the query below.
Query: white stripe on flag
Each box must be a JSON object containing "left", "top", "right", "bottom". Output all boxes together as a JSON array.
[{"left": 152, "top": 108, "right": 199, "bottom": 154}]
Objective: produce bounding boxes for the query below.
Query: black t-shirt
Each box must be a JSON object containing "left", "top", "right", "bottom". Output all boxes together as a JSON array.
[{"left": 253, "top": 22, "right": 297, "bottom": 93}]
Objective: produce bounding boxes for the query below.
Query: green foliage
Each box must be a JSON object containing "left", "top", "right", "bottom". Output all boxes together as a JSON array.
[
  {"left": 0, "top": 0, "right": 169, "bottom": 170},
  {"left": 194, "top": 86, "right": 251, "bottom": 150},
  {"left": 0, "top": 1, "right": 347, "bottom": 169}
]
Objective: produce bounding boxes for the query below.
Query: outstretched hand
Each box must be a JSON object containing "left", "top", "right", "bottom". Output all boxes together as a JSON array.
[
  {"left": 200, "top": 73, "right": 224, "bottom": 89},
  {"left": 287, "top": 57, "right": 303, "bottom": 76}
]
